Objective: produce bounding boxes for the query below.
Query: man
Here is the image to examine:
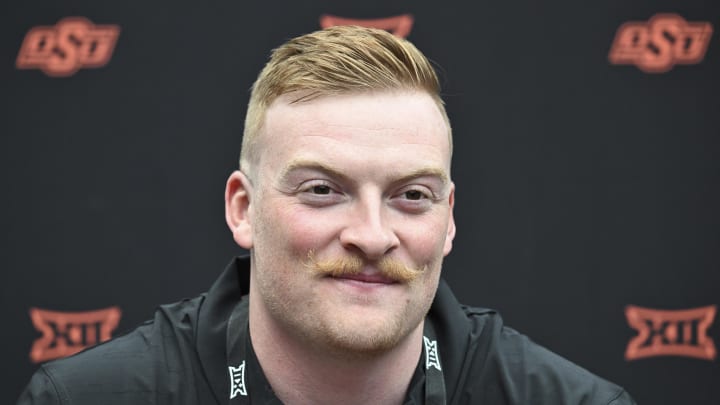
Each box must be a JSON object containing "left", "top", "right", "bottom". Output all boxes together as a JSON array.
[{"left": 18, "top": 26, "right": 636, "bottom": 404}]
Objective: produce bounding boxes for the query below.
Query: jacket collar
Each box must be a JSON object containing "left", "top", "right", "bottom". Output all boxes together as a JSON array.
[
  {"left": 197, "top": 256, "right": 250, "bottom": 403},
  {"left": 427, "top": 276, "right": 474, "bottom": 401}
]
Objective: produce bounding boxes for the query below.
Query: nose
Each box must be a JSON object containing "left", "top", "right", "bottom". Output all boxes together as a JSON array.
[{"left": 339, "top": 197, "right": 399, "bottom": 259}]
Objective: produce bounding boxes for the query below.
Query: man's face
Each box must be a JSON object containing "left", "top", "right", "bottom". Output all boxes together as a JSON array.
[{"left": 227, "top": 90, "right": 455, "bottom": 356}]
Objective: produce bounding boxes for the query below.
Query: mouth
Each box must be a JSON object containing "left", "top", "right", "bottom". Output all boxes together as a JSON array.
[{"left": 330, "top": 273, "right": 397, "bottom": 285}]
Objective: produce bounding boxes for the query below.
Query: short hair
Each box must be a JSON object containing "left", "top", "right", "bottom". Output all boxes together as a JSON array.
[{"left": 240, "top": 25, "right": 451, "bottom": 173}]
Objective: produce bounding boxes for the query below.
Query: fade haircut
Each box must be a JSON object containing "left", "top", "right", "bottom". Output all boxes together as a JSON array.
[{"left": 240, "top": 25, "right": 452, "bottom": 174}]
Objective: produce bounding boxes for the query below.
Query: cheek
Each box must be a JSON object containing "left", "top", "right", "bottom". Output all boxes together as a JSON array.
[
  {"left": 261, "top": 202, "right": 340, "bottom": 255},
  {"left": 400, "top": 216, "right": 451, "bottom": 260}
]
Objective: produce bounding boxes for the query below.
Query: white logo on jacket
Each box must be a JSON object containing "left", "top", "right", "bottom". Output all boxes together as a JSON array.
[
  {"left": 424, "top": 336, "right": 442, "bottom": 370},
  {"left": 229, "top": 361, "right": 247, "bottom": 398}
]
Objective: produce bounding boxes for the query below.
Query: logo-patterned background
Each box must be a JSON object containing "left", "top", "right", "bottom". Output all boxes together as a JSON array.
[{"left": 2, "top": 1, "right": 720, "bottom": 403}]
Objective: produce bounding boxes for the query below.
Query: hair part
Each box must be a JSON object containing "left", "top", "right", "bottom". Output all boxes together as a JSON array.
[{"left": 240, "top": 25, "right": 452, "bottom": 175}]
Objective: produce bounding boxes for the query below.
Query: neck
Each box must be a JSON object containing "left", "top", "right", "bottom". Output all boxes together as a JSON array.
[{"left": 248, "top": 293, "right": 423, "bottom": 405}]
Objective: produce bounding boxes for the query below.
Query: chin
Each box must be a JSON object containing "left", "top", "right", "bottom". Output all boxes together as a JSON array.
[{"left": 316, "top": 314, "right": 419, "bottom": 359}]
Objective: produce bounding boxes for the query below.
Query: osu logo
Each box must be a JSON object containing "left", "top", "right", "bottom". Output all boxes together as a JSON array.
[
  {"left": 16, "top": 17, "right": 120, "bottom": 77},
  {"left": 608, "top": 14, "right": 713, "bottom": 73},
  {"left": 29, "top": 306, "right": 122, "bottom": 363},
  {"left": 625, "top": 305, "right": 716, "bottom": 361},
  {"left": 320, "top": 14, "right": 414, "bottom": 38}
]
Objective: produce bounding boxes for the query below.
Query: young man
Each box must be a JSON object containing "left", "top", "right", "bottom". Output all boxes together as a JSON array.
[{"left": 19, "top": 26, "right": 636, "bottom": 404}]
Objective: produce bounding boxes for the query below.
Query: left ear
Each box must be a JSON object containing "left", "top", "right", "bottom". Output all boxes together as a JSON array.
[{"left": 443, "top": 182, "right": 456, "bottom": 256}]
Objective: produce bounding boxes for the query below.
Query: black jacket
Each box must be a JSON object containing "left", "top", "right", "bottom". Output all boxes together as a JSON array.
[{"left": 18, "top": 257, "right": 636, "bottom": 404}]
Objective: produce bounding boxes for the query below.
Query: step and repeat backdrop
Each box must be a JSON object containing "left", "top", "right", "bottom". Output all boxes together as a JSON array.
[{"left": 2, "top": 1, "right": 719, "bottom": 403}]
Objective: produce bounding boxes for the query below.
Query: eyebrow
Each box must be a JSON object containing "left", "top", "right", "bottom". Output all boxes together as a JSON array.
[{"left": 280, "top": 159, "right": 450, "bottom": 186}]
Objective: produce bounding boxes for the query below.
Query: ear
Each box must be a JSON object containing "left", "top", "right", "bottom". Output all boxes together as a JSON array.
[
  {"left": 443, "top": 182, "right": 456, "bottom": 256},
  {"left": 225, "top": 170, "right": 254, "bottom": 249}
]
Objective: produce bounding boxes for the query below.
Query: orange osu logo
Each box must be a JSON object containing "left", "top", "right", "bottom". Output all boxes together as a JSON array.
[
  {"left": 29, "top": 306, "right": 122, "bottom": 363},
  {"left": 16, "top": 17, "right": 120, "bottom": 77},
  {"left": 625, "top": 305, "right": 716, "bottom": 361},
  {"left": 608, "top": 14, "right": 713, "bottom": 73},
  {"left": 320, "top": 14, "right": 414, "bottom": 38}
]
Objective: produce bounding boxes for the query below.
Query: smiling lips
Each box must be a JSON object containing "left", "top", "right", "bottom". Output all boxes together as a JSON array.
[{"left": 331, "top": 272, "right": 397, "bottom": 284}]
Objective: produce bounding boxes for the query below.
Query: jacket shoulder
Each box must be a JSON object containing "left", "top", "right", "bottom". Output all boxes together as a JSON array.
[
  {"left": 457, "top": 306, "right": 636, "bottom": 405},
  {"left": 17, "top": 296, "right": 210, "bottom": 405}
]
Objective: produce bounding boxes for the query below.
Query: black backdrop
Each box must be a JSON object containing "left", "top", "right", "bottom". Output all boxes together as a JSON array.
[{"left": 3, "top": 1, "right": 720, "bottom": 403}]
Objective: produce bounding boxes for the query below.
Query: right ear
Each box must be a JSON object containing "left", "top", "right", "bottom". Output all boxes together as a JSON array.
[{"left": 225, "top": 170, "right": 254, "bottom": 249}]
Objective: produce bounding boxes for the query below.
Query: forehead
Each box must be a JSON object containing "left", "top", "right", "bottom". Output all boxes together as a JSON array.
[{"left": 257, "top": 91, "right": 451, "bottom": 168}]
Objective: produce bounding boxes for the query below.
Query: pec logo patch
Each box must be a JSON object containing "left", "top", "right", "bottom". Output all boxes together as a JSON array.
[
  {"left": 29, "top": 307, "right": 122, "bottom": 363},
  {"left": 319, "top": 14, "right": 414, "bottom": 38},
  {"left": 16, "top": 17, "right": 121, "bottom": 77},
  {"left": 625, "top": 305, "right": 716, "bottom": 361},
  {"left": 608, "top": 14, "right": 713, "bottom": 73}
]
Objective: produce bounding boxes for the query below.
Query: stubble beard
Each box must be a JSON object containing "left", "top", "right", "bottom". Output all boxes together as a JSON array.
[{"left": 257, "top": 250, "right": 435, "bottom": 360}]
